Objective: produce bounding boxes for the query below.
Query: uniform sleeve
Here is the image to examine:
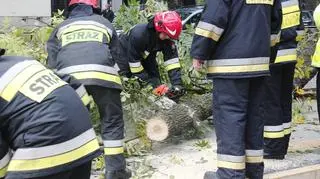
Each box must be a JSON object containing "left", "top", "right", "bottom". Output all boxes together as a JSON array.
[
  {"left": 270, "top": 0, "right": 282, "bottom": 63},
  {"left": 162, "top": 40, "right": 180, "bottom": 72},
  {"left": 296, "top": 0, "right": 305, "bottom": 42},
  {"left": 46, "top": 28, "right": 60, "bottom": 69},
  {"left": 109, "top": 27, "right": 122, "bottom": 70},
  {"left": 127, "top": 30, "right": 149, "bottom": 81},
  {"left": 190, "top": 0, "right": 231, "bottom": 61}
]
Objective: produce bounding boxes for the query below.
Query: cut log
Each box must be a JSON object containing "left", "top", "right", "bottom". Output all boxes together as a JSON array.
[{"left": 145, "top": 93, "right": 213, "bottom": 141}]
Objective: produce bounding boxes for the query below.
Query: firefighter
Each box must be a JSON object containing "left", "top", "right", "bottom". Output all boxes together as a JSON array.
[
  {"left": 263, "top": 0, "right": 304, "bottom": 160},
  {"left": 117, "top": 11, "right": 185, "bottom": 100},
  {"left": 190, "top": 0, "right": 282, "bottom": 178},
  {"left": 46, "top": 0, "right": 131, "bottom": 178},
  {"left": 0, "top": 48, "right": 101, "bottom": 179},
  {"left": 312, "top": 4, "right": 320, "bottom": 121}
]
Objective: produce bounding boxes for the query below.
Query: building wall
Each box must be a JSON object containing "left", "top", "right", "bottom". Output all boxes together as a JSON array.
[{"left": 0, "top": 0, "right": 51, "bottom": 16}]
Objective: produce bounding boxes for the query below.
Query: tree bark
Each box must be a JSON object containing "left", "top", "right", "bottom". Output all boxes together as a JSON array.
[{"left": 145, "top": 93, "right": 212, "bottom": 141}]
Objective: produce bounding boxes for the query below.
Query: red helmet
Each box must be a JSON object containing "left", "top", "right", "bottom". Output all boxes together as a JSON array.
[
  {"left": 69, "top": 0, "right": 98, "bottom": 8},
  {"left": 154, "top": 11, "right": 182, "bottom": 40}
]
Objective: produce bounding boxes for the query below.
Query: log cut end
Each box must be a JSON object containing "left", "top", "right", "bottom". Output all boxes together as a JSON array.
[{"left": 146, "top": 117, "right": 169, "bottom": 141}]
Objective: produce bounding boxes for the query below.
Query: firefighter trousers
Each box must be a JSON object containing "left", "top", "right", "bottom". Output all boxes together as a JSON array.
[
  {"left": 85, "top": 86, "right": 126, "bottom": 172},
  {"left": 212, "top": 77, "right": 266, "bottom": 179},
  {"left": 5, "top": 162, "right": 92, "bottom": 179},
  {"left": 316, "top": 68, "right": 320, "bottom": 121},
  {"left": 264, "top": 63, "right": 296, "bottom": 156}
]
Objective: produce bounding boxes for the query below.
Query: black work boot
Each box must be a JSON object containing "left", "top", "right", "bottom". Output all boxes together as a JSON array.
[
  {"left": 204, "top": 171, "right": 218, "bottom": 179},
  {"left": 105, "top": 168, "right": 132, "bottom": 179}
]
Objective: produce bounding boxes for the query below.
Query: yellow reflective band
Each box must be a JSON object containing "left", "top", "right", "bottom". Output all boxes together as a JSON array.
[
  {"left": 275, "top": 54, "right": 297, "bottom": 63},
  {"left": 8, "top": 139, "right": 99, "bottom": 171},
  {"left": 0, "top": 64, "right": 46, "bottom": 102},
  {"left": 282, "top": 5, "right": 300, "bottom": 14},
  {"left": 0, "top": 165, "right": 8, "bottom": 178},
  {"left": 312, "top": 54, "right": 320, "bottom": 67},
  {"left": 208, "top": 64, "right": 269, "bottom": 73},
  {"left": 20, "top": 70, "right": 67, "bottom": 103},
  {"left": 245, "top": 0, "right": 274, "bottom": 5},
  {"left": 264, "top": 131, "right": 284, "bottom": 138},
  {"left": 195, "top": 28, "right": 220, "bottom": 41},
  {"left": 71, "top": 71, "right": 122, "bottom": 85},
  {"left": 246, "top": 156, "right": 263, "bottom": 163},
  {"left": 281, "top": 11, "right": 300, "bottom": 29},
  {"left": 130, "top": 66, "right": 144, "bottom": 73},
  {"left": 284, "top": 128, "right": 292, "bottom": 135},
  {"left": 165, "top": 63, "right": 181, "bottom": 71},
  {"left": 104, "top": 147, "right": 124, "bottom": 155},
  {"left": 61, "top": 30, "right": 104, "bottom": 47},
  {"left": 81, "top": 93, "right": 92, "bottom": 106},
  {"left": 59, "top": 24, "right": 110, "bottom": 44},
  {"left": 217, "top": 160, "right": 245, "bottom": 170}
]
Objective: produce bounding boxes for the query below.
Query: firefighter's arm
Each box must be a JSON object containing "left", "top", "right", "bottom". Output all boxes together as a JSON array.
[
  {"left": 127, "top": 31, "right": 149, "bottom": 81},
  {"left": 270, "top": 0, "right": 282, "bottom": 63},
  {"left": 162, "top": 40, "right": 181, "bottom": 72},
  {"left": 109, "top": 26, "right": 122, "bottom": 71},
  {"left": 46, "top": 28, "right": 60, "bottom": 69},
  {"left": 55, "top": 72, "right": 94, "bottom": 108},
  {"left": 296, "top": 0, "right": 305, "bottom": 42},
  {"left": 190, "top": 0, "right": 231, "bottom": 61}
]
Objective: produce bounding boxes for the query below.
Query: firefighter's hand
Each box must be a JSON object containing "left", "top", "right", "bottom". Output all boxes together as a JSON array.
[
  {"left": 193, "top": 59, "right": 205, "bottom": 71},
  {"left": 153, "top": 84, "right": 169, "bottom": 96}
]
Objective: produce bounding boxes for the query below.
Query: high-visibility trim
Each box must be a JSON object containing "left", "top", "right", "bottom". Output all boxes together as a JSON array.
[
  {"left": 8, "top": 129, "right": 99, "bottom": 171},
  {"left": 245, "top": 150, "right": 263, "bottom": 163},
  {"left": 196, "top": 21, "right": 224, "bottom": 36},
  {"left": 208, "top": 57, "right": 269, "bottom": 74},
  {"left": 282, "top": 11, "right": 300, "bottom": 29},
  {"left": 245, "top": 0, "right": 274, "bottom": 5},
  {"left": 195, "top": 28, "right": 221, "bottom": 42},
  {"left": 271, "top": 32, "right": 280, "bottom": 47},
  {"left": 264, "top": 124, "right": 284, "bottom": 138},
  {"left": 296, "top": 30, "right": 304, "bottom": 42},
  {"left": 0, "top": 60, "right": 47, "bottom": 102},
  {"left": 142, "top": 51, "right": 150, "bottom": 59},
  {"left": 71, "top": 72, "right": 122, "bottom": 85},
  {"left": 264, "top": 124, "right": 283, "bottom": 132},
  {"left": 0, "top": 165, "right": 8, "bottom": 178},
  {"left": 104, "top": 147, "right": 124, "bottom": 155},
  {"left": 312, "top": 41, "right": 320, "bottom": 67},
  {"left": 58, "top": 64, "right": 119, "bottom": 76},
  {"left": 164, "top": 58, "right": 179, "bottom": 66},
  {"left": 103, "top": 140, "right": 123, "bottom": 147},
  {"left": 164, "top": 58, "right": 181, "bottom": 71},
  {"left": 12, "top": 129, "right": 96, "bottom": 160},
  {"left": 57, "top": 20, "right": 112, "bottom": 39},
  {"left": 60, "top": 29, "right": 105, "bottom": 47},
  {"left": 264, "top": 131, "right": 284, "bottom": 138},
  {"left": 129, "top": 62, "right": 144, "bottom": 73},
  {"left": 166, "top": 63, "right": 181, "bottom": 71},
  {"left": 76, "top": 85, "right": 91, "bottom": 106},
  {"left": 246, "top": 156, "right": 263, "bottom": 163},
  {"left": 217, "top": 161, "right": 245, "bottom": 170},
  {"left": 0, "top": 152, "right": 11, "bottom": 177},
  {"left": 283, "top": 122, "right": 292, "bottom": 135},
  {"left": 245, "top": 150, "right": 263, "bottom": 156},
  {"left": 281, "top": 0, "right": 299, "bottom": 13},
  {"left": 217, "top": 154, "right": 245, "bottom": 170},
  {"left": 208, "top": 64, "right": 269, "bottom": 73},
  {"left": 217, "top": 154, "right": 245, "bottom": 163},
  {"left": 275, "top": 49, "right": 297, "bottom": 63}
]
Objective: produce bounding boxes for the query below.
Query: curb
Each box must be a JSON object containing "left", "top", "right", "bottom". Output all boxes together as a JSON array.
[{"left": 264, "top": 164, "right": 320, "bottom": 179}]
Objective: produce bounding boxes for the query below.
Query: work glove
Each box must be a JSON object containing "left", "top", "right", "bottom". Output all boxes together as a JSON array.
[{"left": 153, "top": 84, "right": 169, "bottom": 96}]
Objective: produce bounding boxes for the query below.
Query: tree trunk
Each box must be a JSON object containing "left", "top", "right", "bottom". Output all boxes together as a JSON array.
[{"left": 145, "top": 93, "right": 212, "bottom": 141}]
